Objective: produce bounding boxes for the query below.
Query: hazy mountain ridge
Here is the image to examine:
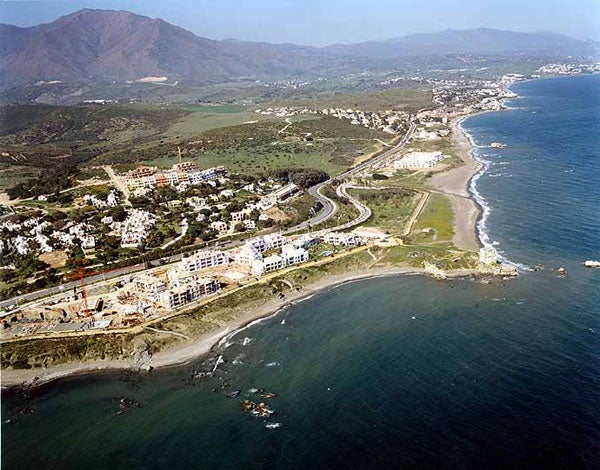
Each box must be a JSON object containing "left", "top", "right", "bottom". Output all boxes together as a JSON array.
[
  {"left": 0, "top": 9, "right": 597, "bottom": 90},
  {"left": 324, "top": 28, "right": 599, "bottom": 58}
]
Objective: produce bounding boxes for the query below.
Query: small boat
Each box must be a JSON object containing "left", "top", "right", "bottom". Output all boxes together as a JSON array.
[
  {"left": 584, "top": 260, "right": 600, "bottom": 268},
  {"left": 228, "top": 390, "right": 241, "bottom": 399},
  {"left": 490, "top": 142, "right": 506, "bottom": 148}
]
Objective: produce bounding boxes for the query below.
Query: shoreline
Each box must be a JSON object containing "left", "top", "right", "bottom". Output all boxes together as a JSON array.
[
  {"left": 430, "top": 114, "right": 484, "bottom": 251},
  {"left": 1, "top": 112, "right": 497, "bottom": 391},
  {"left": 1, "top": 266, "right": 481, "bottom": 390}
]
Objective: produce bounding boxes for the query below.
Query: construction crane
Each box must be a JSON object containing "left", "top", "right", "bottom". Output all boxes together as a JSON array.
[
  {"left": 66, "top": 265, "right": 137, "bottom": 318},
  {"left": 66, "top": 267, "right": 92, "bottom": 317}
]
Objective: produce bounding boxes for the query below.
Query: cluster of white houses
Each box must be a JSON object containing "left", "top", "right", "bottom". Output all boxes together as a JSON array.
[
  {"left": 131, "top": 230, "right": 365, "bottom": 310},
  {"left": 109, "top": 209, "right": 157, "bottom": 248},
  {"left": 125, "top": 162, "right": 227, "bottom": 193},
  {"left": 255, "top": 106, "right": 409, "bottom": 135}
]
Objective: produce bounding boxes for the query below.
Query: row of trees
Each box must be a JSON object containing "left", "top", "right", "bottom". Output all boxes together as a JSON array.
[{"left": 270, "top": 167, "right": 329, "bottom": 189}]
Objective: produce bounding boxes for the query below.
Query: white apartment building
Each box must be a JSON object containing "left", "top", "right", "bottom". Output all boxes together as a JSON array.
[
  {"left": 322, "top": 231, "right": 361, "bottom": 247},
  {"left": 247, "top": 233, "right": 288, "bottom": 253},
  {"left": 210, "top": 221, "right": 228, "bottom": 233},
  {"left": 165, "top": 172, "right": 180, "bottom": 186},
  {"left": 252, "top": 254, "right": 287, "bottom": 276},
  {"left": 281, "top": 244, "right": 309, "bottom": 266},
  {"left": 243, "top": 220, "right": 256, "bottom": 230},
  {"left": 180, "top": 250, "right": 230, "bottom": 272},
  {"left": 292, "top": 233, "right": 320, "bottom": 250},
  {"left": 230, "top": 211, "right": 246, "bottom": 223},
  {"left": 235, "top": 245, "right": 263, "bottom": 266}
]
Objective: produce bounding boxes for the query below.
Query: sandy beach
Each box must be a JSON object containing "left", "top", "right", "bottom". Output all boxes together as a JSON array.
[
  {"left": 431, "top": 116, "right": 483, "bottom": 251},
  {"left": 1, "top": 265, "right": 480, "bottom": 389}
]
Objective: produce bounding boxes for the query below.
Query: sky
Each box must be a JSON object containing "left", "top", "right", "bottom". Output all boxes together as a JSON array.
[{"left": 1, "top": 0, "right": 599, "bottom": 45}]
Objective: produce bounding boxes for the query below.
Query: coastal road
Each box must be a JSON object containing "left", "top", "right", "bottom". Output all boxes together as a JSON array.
[
  {"left": 341, "top": 122, "right": 416, "bottom": 178},
  {"left": 286, "top": 122, "right": 415, "bottom": 233},
  {"left": 284, "top": 181, "right": 337, "bottom": 234},
  {"left": 331, "top": 183, "right": 372, "bottom": 231}
]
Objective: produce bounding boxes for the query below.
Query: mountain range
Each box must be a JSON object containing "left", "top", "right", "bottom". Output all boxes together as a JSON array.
[{"left": 0, "top": 9, "right": 598, "bottom": 89}]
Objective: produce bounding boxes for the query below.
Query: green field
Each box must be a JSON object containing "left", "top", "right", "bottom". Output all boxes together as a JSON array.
[
  {"left": 0, "top": 164, "right": 37, "bottom": 191},
  {"left": 266, "top": 88, "right": 433, "bottom": 113},
  {"left": 353, "top": 188, "right": 418, "bottom": 234},
  {"left": 412, "top": 193, "right": 454, "bottom": 243},
  {"left": 165, "top": 109, "right": 271, "bottom": 136},
  {"left": 135, "top": 116, "right": 390, "bottom": 176},
  {"left": 376, "top": 243, "right": 478, "bottom": 270}
]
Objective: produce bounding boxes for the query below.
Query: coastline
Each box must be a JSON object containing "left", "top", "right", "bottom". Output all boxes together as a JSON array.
[
  {"left": 1, "top": 112, "right": 492, "bottom": 391},
  {"left": 1, "top": 266, "right": 481, "bottom": 390},
  {"left": 430, "top": 114, "right": 484, "bottom": 251}
]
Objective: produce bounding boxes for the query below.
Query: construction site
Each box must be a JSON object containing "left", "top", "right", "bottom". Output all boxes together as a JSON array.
[
  {"left": 0, "top": 230, "right": 369, "bottom": 341},
  {"left": 0, "top": 253, "right": 242, "bottom": 339}
]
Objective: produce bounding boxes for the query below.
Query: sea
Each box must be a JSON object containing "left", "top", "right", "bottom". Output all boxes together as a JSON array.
[{"left": 2, "top": 74, "right": 600, "bottom": 469}]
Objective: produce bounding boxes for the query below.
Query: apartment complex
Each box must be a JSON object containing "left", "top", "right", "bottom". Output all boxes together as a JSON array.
[
  {"left": 180, "top": 250, "right": 230, "bottom": 272},
  {"left": 126, "top": 163, "right": 227, "bottom": 192},
  {"left": 159, "top": 276, "right": 220, "bottom": 309}
]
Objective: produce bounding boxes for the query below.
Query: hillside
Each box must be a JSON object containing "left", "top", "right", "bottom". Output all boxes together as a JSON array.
[
  {"left": 324, "top": 28, "right": 599, "bottom": 59},
  {"left": 1, "top": 10, "right": 598, "bottom": 90},
  {"left": 0, "top": 9, "right": 323, "bottom": 89}
]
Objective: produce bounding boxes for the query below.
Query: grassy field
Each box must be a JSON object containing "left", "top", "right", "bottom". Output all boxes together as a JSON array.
[
  {"left": 352, "top": 188, "right": 418, "bottom": 235},
  {"left": 266, "top": 87, "right": 433, "bottom": 113},
  {"left": 134, "top": 116, "right": 389, "bottom": 176},
  {"left": 375, "top": 243, "right": 478, "bottom": 270},
  {"left": 412, "top": 193, "right": 454, "bottom": 243},
  {"left": 0, "top": 164, "right": 37, "bottom": 191},
  {"left": 165, "top": 109, "right": 272, "bottom": 136}
]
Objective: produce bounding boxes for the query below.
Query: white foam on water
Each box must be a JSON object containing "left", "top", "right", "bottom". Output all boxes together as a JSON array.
[
  {"left": 460, "top": 120, "right": 531, "bottom": 272},
  {"left": 265, "top": 422, "right": 282, "bottom": 429},
  {"left": 211, "top": 355, "right": 224, "bottom": 373}
]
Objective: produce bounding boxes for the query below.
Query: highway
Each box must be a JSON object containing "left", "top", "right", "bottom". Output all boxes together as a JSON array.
[
  {"left": 0, "top": 123, "right": 415, "bottom": 310},
  {"left": 284, "top": 181, "right": 337, "bottom": 234},
  {"left": 286, "top": 122, "right": 416, "bottom": 233},
  {"left": 341, "top": 122, "right": 416, "bottom": 178}
]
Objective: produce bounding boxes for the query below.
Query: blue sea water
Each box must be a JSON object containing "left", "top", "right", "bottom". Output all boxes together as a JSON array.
[{"left": 2, "top": 75, "right": 600, "bottom": 469}]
